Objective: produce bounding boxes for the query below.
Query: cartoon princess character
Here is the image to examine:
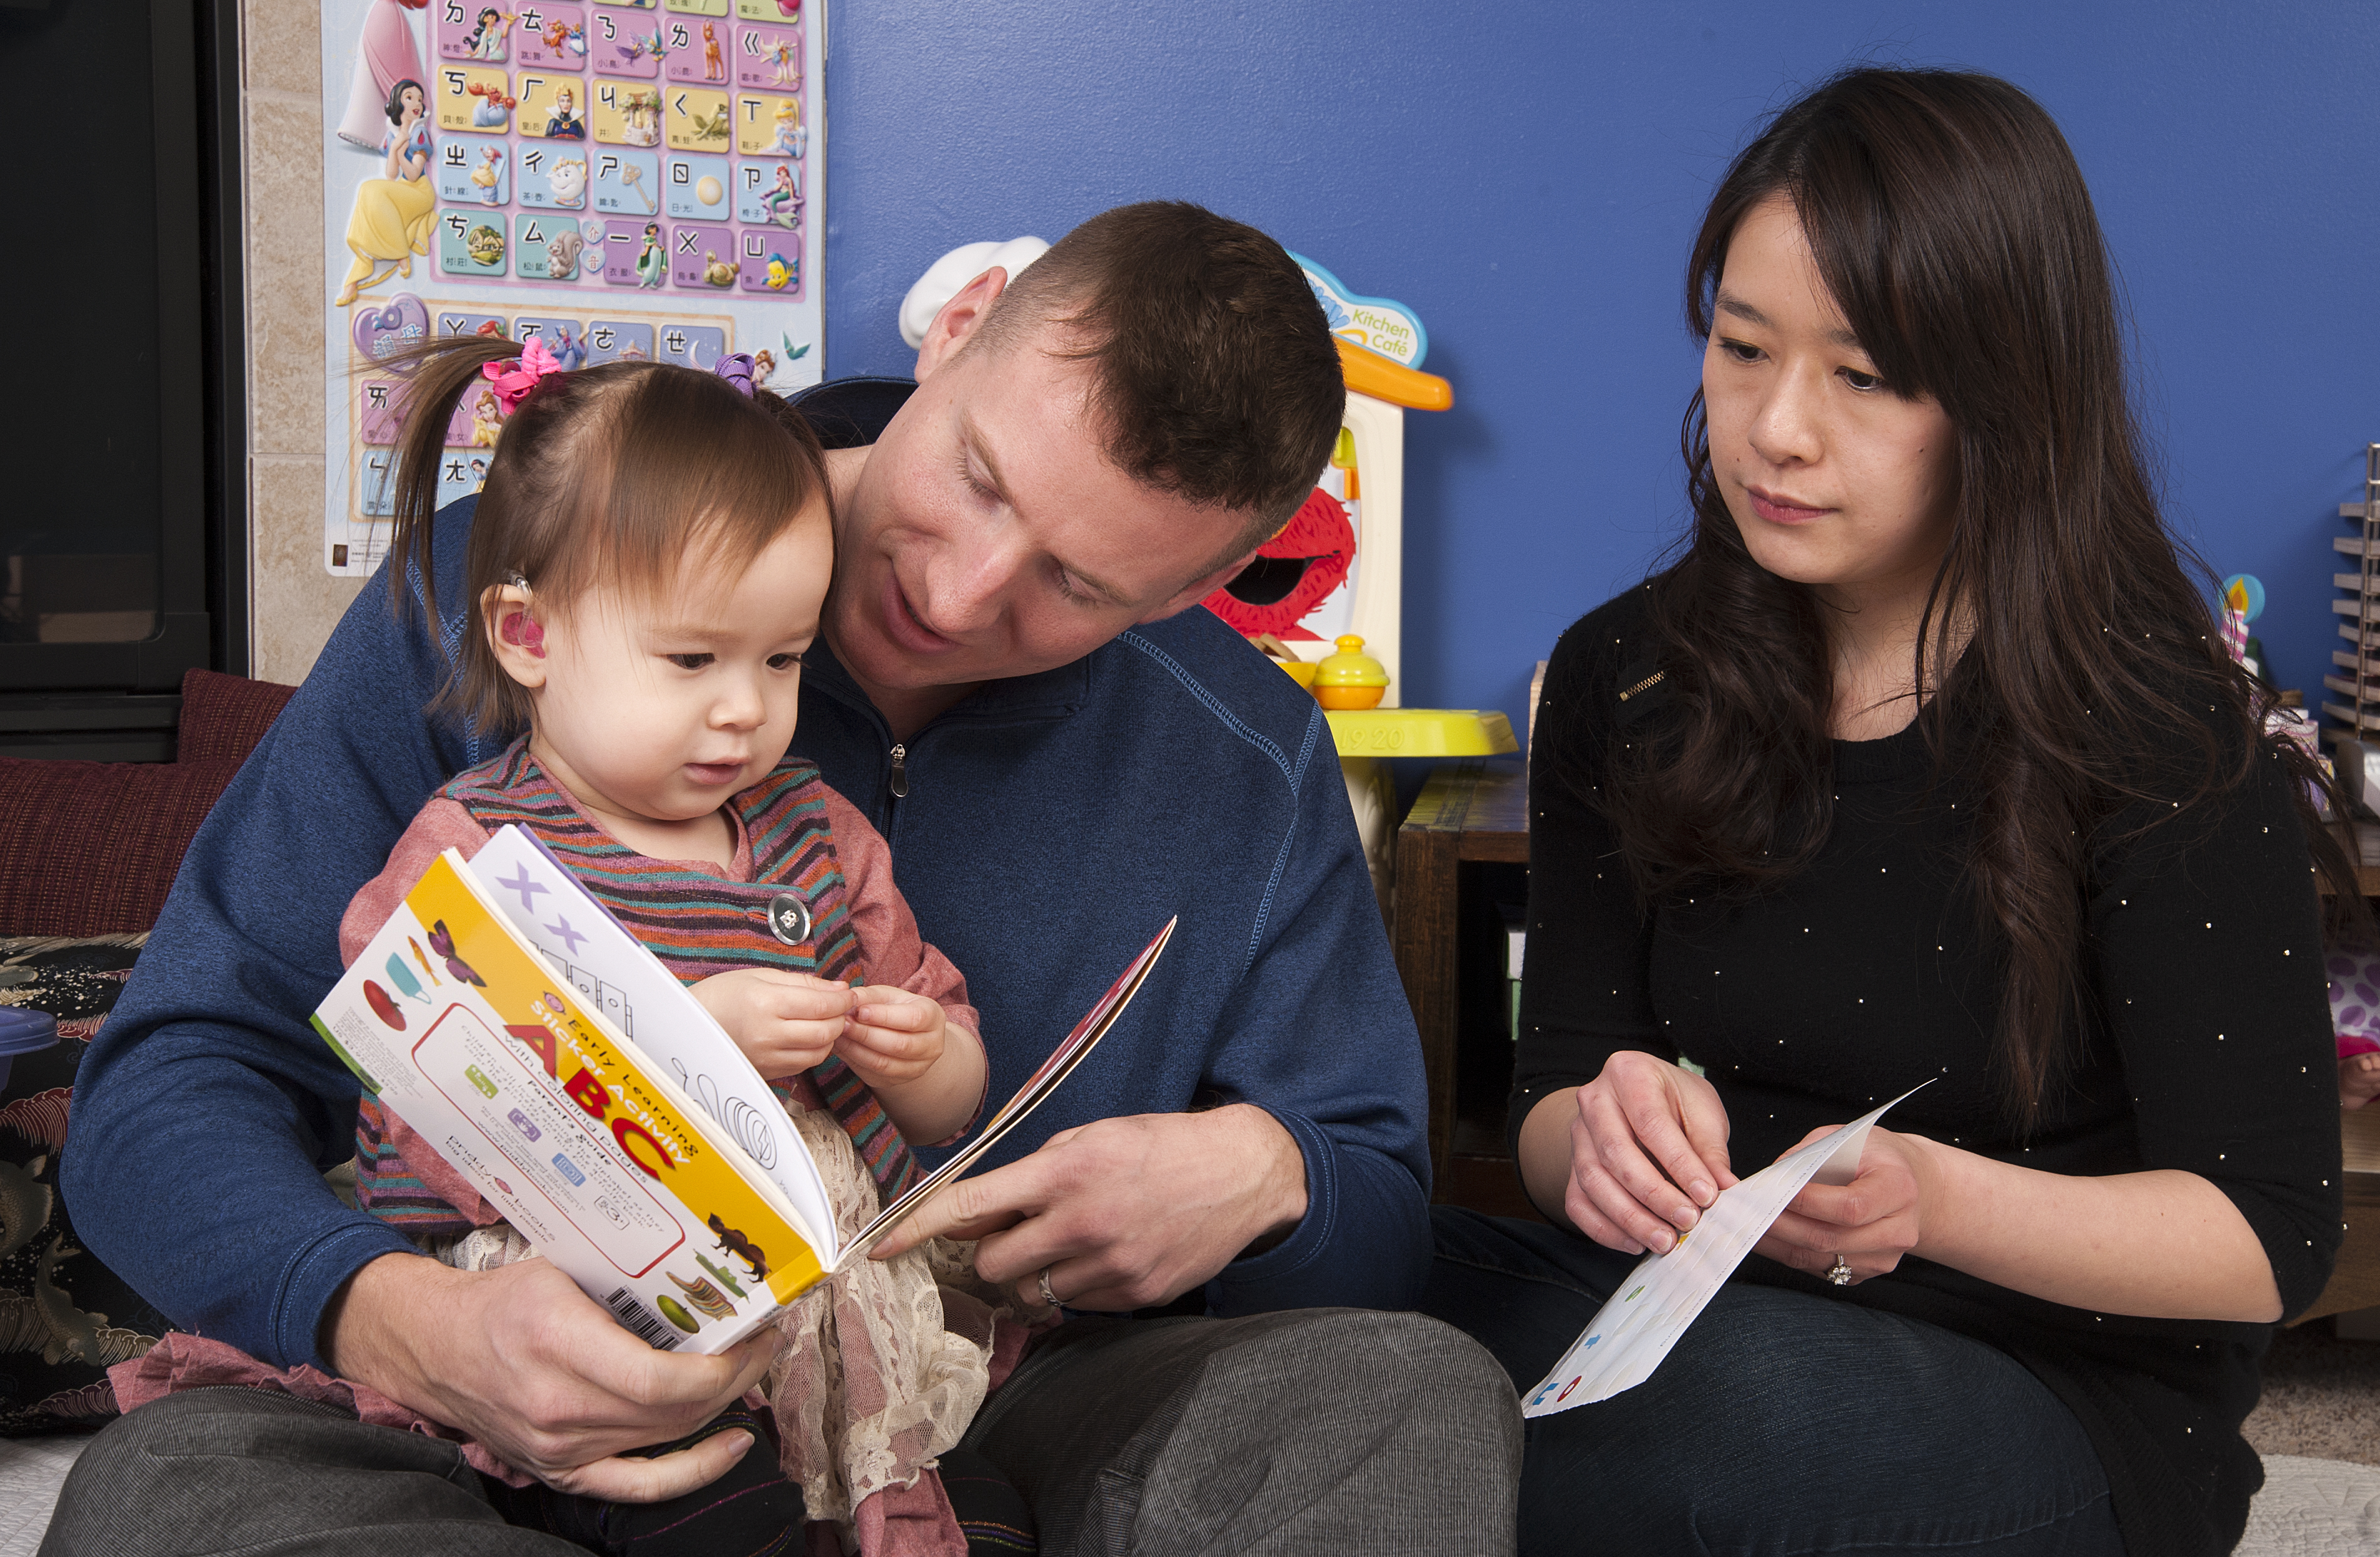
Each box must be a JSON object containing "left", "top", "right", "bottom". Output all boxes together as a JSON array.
[
  {"left": 701, "top": 21, "right": 724, "bottom": 81},
  {"left": 544, "top": 83, "right": 585, "bottom": 140},
  {"left": 471, "top": 145, "right": 504, "bottom": 204},
  {"left": 769, "top": 97, "right": 805, "bottom": 159},
  {"left": 336, "top": 0, "right": 426, "bottom": 151},
  {"left": 468, "top": 387, "right": 505, "bottom": 447},
  {"left": 335, "top": 79, "right": 435, "bottom": 306},
  {"left": 463, "top": 7, "right": 513, "bottom": 60},
  {"left": 758, "top": 160, "right": 802, "bottom": 228},
  {"left": 635, "top": 221, "right": 666, "bottom": 288}
]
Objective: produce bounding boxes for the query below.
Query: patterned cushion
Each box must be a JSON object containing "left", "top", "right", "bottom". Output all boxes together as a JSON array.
[
  {"left": 0, "top": 671, "right": 294, "bottom": 937},
  {"left": 0, "top": 675, "right": 297, "bottom": 1434},
  {"left": 0, "top": 936, "right": 166, "bottom": 1435}
]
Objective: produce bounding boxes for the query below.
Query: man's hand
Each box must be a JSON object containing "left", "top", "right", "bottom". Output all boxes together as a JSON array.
[
  {"left": 870, "top": 1104, "right": 1308, "bottom": 1311},
  {"left": 322, "top": 1252, "right": 780, "bottom": 1500},
  {"left": 690, "top": 968, "right": 854, "bottom": 1080}
]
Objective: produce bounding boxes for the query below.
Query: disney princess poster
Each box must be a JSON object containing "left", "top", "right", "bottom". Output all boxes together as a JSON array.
[{"left": 319, "top": 0, "right": 826, "bottom": 578}]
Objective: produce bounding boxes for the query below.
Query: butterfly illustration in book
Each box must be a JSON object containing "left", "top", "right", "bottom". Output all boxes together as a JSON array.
[{"left": 425, "top": 921, "right": 487, "bottom": 987}]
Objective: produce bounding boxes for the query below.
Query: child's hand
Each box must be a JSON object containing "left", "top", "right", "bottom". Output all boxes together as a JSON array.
[
  {"left": 2343, "top": 1052, "right": 2380, "bottom": 1111},
  {"left": 691, "top": 969, "right": 853, "bottom": 1080},
  {"left": 835, "top": 985, "right": 947, "bottom": 1091}
]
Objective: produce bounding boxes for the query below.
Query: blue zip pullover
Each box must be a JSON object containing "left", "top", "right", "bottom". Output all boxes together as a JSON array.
[{"left": 63, "top": 379, "right": 1432, "bottom": 1370}]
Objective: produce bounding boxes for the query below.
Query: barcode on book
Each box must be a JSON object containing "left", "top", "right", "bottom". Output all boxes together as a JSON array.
[{"left": 602, "top": 1286, "right": 684, "bottom": 1351}]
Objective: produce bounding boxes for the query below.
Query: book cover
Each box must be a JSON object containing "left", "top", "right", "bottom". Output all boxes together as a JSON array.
[
  {"left": 315, "top": 828, "right": 1178, "bottom": 1352},
  {"left": 315, "top": 848, "right": 828, "bottom": 1354}
]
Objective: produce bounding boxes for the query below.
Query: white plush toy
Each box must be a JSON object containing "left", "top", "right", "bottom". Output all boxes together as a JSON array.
[{"left": 897, "top": 237, "right": 1052, "bottom": 348}]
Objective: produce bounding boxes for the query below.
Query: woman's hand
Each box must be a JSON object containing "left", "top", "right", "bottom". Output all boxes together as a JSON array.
[
  {"left": 689, "top": 968, "right": 853, "bottom": 1080},
  {"left": 1754, "top": 1124, "right": 1937, "bottom": 1283},
  {"left": 1564, "top": 1051, "right": 1737, "bottom": 1253}
]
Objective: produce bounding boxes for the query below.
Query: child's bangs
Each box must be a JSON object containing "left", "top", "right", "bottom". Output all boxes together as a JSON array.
[{"left": 560, "top": 366, "right": 822, "bottom": 607}]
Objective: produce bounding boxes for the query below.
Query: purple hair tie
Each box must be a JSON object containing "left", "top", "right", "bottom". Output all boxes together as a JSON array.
[{"left": 713, "top": 352, "right": 756, "bottom": 397}]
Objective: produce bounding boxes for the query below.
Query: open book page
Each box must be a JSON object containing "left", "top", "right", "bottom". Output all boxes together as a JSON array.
[
  {"left": 466, "top": 826, "right": 841, "bottom": 1264},
  {"left": 835, "top": 917, "right": 1178, "bottom": 1269},
  {"left": 473, "top": 826, "right": 1177, "bottom": 1273},
  {"left": 319, "top": 830, "right": 1180, "bottom": 1351},
  {"left": 314, "top": 849, "right": 831, "bottom": 1355},
  {"left": 1521, "top": 1082, "right": 1930, "bottom": 1416}
]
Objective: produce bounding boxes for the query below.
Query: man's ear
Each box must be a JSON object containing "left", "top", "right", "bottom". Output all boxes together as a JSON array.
[
  {"left": 914, "top": 266, "right": 1010, "bottom": 383},
  {"left": 482, "top": 583, "right": 550, "bottom": 690},
  {"left": 1139, "top": 545, "right": 1263, "bottom": 625}
]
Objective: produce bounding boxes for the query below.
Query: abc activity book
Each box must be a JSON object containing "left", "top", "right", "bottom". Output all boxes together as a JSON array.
[{"left": 314, "top": 824, "right": 1173, "bottom": 1353}]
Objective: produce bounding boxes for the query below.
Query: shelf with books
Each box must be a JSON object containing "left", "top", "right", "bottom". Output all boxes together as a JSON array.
[{"left": 2320, "top": 447, "right": 2380, "bottom": 736}]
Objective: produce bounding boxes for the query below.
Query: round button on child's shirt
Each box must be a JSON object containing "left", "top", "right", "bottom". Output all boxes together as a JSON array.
[{"left": 766, "top": 892, "right": 811, "bottom": 946}]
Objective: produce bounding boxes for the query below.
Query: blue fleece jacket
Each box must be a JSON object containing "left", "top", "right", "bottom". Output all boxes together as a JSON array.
[{"left": 63, "top": 379, "right": 1432, "bottom": 1371}]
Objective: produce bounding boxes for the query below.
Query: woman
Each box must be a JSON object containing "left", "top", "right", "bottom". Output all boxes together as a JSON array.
[
  {"left": 333, "top": 79, "right": 435, "bottom": 307},
  {"left": 1424, "top": 67, "right": 2353, "bottom": 1556}
]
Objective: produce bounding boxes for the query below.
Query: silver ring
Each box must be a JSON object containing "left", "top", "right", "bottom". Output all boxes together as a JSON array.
[
  {"left": 1037, "top": 1267, "right": 1060, "bottom": 1308},
  {"left": 1825, "top": 1255, "right": 1853, "bottom": 1286}
]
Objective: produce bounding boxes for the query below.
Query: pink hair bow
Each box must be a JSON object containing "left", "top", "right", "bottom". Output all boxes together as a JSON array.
[{"left": 482, "top": 335, "right": 566, "bottom": 415}]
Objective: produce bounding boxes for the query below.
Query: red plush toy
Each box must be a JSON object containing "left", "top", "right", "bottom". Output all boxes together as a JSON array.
[{"left": 1201, "top": 486, "right": 1355, "bottom": 643}]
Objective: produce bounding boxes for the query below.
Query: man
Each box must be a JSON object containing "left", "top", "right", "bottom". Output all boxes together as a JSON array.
[{"left": 50, "top": 204, "right": 1519, "bottom": 1554}]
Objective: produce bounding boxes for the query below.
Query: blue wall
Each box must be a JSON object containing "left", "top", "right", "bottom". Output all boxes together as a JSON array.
[{"left": 820, "top": 2, "right": 2380, "bottom": 732}]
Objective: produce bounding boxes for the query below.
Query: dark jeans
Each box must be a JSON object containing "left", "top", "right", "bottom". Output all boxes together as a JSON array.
[
  {"left": 1423, "top": 1207, "right": 2127, "bottom": 1557},
  {"left": 40, "top": 1308, "right": 1520, "bottom": 1557}
]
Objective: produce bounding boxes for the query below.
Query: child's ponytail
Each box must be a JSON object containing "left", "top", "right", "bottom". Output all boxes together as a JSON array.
[{"left": 383, "top": 334, "right": 530, "bottom": 632}]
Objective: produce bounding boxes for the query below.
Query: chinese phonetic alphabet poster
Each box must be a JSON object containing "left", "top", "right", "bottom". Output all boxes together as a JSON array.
[{"left": 320, "top": 0, "right": 825, "bottom": 575}]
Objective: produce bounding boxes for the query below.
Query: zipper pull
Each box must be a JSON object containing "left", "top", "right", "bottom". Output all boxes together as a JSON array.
[{"left": 888, "top": 742, "right": 909, "bottom": 798}]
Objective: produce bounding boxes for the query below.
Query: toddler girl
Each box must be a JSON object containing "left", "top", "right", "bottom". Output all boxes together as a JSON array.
[{"left": 345, "top": 335, "right": 1030, "bottom": 1554}]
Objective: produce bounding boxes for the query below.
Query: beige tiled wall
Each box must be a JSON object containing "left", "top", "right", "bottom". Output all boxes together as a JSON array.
[{"left": 243, "top": 0, "right": 363, "bottom": 685}]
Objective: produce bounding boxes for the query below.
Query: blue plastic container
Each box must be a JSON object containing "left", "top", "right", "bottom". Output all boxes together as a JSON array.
[{"left": 0, "top": 1005, "right": 59, "bottom": 1092}]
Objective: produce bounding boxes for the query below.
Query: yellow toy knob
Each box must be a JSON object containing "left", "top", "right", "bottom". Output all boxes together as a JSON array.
[{"left": 1312, "top": 634, "right": 1389, "bottom": 709}]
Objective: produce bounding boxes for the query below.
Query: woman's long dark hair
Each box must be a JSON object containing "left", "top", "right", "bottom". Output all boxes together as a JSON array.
[{"left": 1598, "top": 67, "right": 2361, "bottom": 1128}]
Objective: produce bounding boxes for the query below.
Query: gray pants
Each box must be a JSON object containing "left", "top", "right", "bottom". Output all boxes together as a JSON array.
[{"left": 39, "top": 1309, "right": 1520, "bottom": 1556}]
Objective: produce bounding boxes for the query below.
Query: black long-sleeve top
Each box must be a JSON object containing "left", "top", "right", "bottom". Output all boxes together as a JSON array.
[{"left": 1511, "top": 588, "right": 2344, "bottom": 1557}]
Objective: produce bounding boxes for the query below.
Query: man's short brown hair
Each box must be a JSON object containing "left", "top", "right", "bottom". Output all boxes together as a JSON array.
[{"left": 973, "top": 202, "right": 1345, "bottom": 559}]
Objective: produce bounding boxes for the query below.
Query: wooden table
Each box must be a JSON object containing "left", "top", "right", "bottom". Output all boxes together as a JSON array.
[
  {"left": 2296, "top": 1106, "right": 2380, "bottom": 1323},
  {"left": 1392, "top": 759, "right": 1535, "bottom": 1217},
  {"left": 1389, "top": 759, "right": 2380, "bottom": 1318}
]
